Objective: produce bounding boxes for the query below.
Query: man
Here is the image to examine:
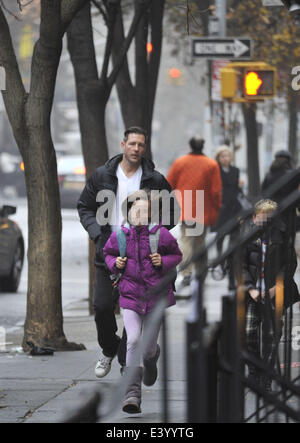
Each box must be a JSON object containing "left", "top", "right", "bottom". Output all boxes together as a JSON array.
[
  {"left": 77, "top": 126, "right": 178, "bottom": 378},
  {"left": 167, "top": 136, "right": 222, "bottom": 285}
]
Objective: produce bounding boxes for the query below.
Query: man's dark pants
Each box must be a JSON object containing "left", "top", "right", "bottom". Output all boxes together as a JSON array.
[{"left": 94, "top": 265, "right": 126, "bottom": 365}]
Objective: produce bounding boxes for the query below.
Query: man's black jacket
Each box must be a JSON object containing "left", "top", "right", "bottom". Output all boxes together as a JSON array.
[{"left": 77, "top": 154, "right": 179, "bottom": 266}]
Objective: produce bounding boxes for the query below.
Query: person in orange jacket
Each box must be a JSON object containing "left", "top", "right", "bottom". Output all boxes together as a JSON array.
[{"left": 167, "top": 136, "right": 222, "bottom": 286}]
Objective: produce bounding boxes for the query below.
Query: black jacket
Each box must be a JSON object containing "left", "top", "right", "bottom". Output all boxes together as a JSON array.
[
  {"left": 242, "top": 220, "right": 299, "bottom": 308},
  {"left": 213, "top": 165, "right": 241, "bottom": 231},
  {"left": 77, "top": 154, "right": 179, "bottom": 266}
]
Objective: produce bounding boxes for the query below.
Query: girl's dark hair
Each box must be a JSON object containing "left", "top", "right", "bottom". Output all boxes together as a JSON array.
[
  {"left": 121, "top": 188, "right": 162, "bottom": 224},
  {"left": 121, "top": 189, "right": 151, "bottom": 221}
]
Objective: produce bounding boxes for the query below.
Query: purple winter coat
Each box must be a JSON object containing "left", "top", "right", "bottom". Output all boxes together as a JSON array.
[{"left": 103, "top": 223, "right": 182, "bottom": 315}]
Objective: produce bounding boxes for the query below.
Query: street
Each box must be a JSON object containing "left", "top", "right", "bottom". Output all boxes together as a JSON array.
[{"left": 0, "top": 197, "right": 89, "bottom": 339}]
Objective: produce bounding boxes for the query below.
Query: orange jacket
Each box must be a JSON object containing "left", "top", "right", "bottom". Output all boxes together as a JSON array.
[{"left": 167, "top": 153, "right": 222, "bottom": 226}]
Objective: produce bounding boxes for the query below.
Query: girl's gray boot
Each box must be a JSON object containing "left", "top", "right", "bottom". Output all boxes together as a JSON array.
[
  {"left": 122, "top": 367, "right": 143, "bottom": 414},
  {"left": 143, "top": 344, "right": 160, "bottom": 386}
]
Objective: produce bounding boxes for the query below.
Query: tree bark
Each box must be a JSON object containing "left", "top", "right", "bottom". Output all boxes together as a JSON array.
[
  {"left": 242, "top": 102, "right": 260, "bottom": 200},
  {"left": 0, "top": 0, "right": 89, "bottom": 351},
  {"left": 112, "top": 0, "right": 165, "bottom": 156}
]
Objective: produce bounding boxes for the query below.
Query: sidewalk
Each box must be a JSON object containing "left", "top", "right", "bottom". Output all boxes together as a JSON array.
[
  {"left": 1, "top": 268, "right": 300, "bottom": 423},
  {"left": 0, "top": 296, "right": 192, "bottom": 424}
]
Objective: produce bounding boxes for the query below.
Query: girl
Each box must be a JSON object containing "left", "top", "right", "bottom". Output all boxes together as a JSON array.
[{"left": 103, "top": 190, "right": 182, "bottom": 414}]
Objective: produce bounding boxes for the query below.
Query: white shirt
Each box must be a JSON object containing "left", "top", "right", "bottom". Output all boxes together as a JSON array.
[{"left": 111, "top": 164, "right": 142, "bottom": 232}]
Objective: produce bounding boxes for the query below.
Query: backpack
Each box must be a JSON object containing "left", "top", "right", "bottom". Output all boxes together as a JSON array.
[
  {"left": 110, "top": 223, "right": 161, "bottom": 289},
  {"left": 116, "top": 223, "right": 161, "bottom": 258}
]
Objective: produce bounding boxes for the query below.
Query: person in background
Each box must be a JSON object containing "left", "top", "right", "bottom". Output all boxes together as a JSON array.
[
  {"left": 243, "top": 199, "right": 299, "bottom": 391},
  {"left": 213, "top": 145, "right": 242, "bottom": 290},
  {"left": 167, "top": 136, "right": 222, "bottom": 286}
]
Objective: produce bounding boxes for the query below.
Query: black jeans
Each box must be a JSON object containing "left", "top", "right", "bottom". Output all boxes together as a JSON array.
[{"left": 94, "top": 265, "right": 127, "bottom": 364}]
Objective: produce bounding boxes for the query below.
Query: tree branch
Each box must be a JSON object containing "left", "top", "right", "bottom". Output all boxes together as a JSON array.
[
  {"left": 91, "top": 0, "right": 108, "bottom": 24},
  {"left": 100, "top": 0, "right": 120, "bottom": 82},
  {"left": 0, "top": 0, "right": 21, "bottom": 21},
  {"left": 61, "top": 0, "right": 91, "bottom": 34},
  {"left": 111, "top": 2, "right": 134, "bottom": 92},
  {"left": 0, "top": 5, "right": 26, "bottom": 138},
  {"left": 108, "top": 0, "right": 152, "bottom": 89},
  {"left": 148, "top": 0, "right": 165, "bottom": 119}
]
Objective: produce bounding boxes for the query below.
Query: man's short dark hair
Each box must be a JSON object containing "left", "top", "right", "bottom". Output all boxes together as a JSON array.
[
  {"left": 124, "top": 126, "right": 148, "bottom": 144},
  {"left": 189, "top": 136, "right": 205, "bottom": 153}
]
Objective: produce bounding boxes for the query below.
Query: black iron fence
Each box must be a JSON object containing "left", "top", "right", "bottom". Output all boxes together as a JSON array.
[{"left": 63, "top": 169, "right": 300, "bottom": 424}]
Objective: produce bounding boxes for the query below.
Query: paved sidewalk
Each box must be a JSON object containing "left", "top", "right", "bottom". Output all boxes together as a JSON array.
[
  {"left": 0, "top": 296, "right": 192, "bottom": 424},
  {"left": 1, "top": 267, "right": 300, "bottom": 423}
]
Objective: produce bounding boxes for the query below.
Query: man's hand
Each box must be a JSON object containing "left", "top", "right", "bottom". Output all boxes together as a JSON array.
[
  {"left": 116, "top": 256, "right": 127, "bottom": 270},
  {"left": 150, "top": 253, "right": 162, "bottom": 267},
  {"left": 249, "top": 288, "right": 260, "bottom": 302}
]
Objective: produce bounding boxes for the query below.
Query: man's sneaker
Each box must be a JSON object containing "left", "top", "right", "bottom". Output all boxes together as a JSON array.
[{"left": 95, "top": 352, "right": 115, "bottom": 378}]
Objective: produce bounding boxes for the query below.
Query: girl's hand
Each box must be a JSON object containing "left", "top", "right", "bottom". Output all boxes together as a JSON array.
[
  {"left": 249, "top": 288, "right": 260, "bottom": 302},
  {"left": 116, "top": 256, "right": 127, "bottom": 270},
  {"left": 150, "top": 253, "right": 162, "bottom": 267}
]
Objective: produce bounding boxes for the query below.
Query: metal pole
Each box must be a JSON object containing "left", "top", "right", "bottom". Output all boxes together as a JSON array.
[
  {"left": 162, "top": 313, "right": 169, "bottom": 423},
  {"left": 211, "top": 0, "right": 227, "bottom": 147},
  {"left": 215, "top": 0, "right": 227, "bottom": 37}
]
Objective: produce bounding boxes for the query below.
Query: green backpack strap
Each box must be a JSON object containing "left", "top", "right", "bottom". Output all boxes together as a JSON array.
[
  {"left": 149, "top": 226, "right": 161, "bottom": 255},
  {"left": 116, "top": 228, "right": 127, "bottom": 258},
  {"left": 117, "top": 224, "right": 160, "bottom": 257}
]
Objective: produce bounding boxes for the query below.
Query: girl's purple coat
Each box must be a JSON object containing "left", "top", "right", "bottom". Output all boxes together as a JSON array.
[{"left": 103, "top": 224, "right": 182, "bottom": 315}]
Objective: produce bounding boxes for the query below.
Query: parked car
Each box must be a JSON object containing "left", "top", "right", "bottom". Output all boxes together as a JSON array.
[
  {"left": 0, "top": 152, "right": 26, "bottom": 197},
  {"left": 0, "top": 205, "right": 24, "bottom": 292},
  {"left": 57, "top": 155, "right": 86, "bottom": 209}
]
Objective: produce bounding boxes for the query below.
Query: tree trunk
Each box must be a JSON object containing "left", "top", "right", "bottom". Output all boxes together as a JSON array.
[
  {"left": 0, "top": 1, "right": 89, "bottom": 351},
  {"left": 242, "top": 102, "right": 260, "bottom": 200},
  {"left": 67, "top": 4, "right": 111, "bottom": 315},
  {"left": 21, "top": 33, "right": 85, "bottom": 351}
]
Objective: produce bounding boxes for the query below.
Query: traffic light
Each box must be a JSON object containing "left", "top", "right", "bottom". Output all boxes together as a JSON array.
[
  {"left": 220, "top": 62, "right": 276, "bottom": 102},
  {"left": 167, "top": 68, "right": 184, "bottom": 85},
  {"left": 243, "top": 68, "right": 276, "bottom": 99}
]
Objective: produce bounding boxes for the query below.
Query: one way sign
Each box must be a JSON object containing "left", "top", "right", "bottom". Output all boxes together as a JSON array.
[{"left": 192, "top": 38, "right": 253, "bottom": 60}]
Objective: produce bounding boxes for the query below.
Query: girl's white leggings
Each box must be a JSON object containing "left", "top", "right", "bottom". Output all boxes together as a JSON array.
[{"left": 123, "top": 308, "right": 161, "bottom": 367}]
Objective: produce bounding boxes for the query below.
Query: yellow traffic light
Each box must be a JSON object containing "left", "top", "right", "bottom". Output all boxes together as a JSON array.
[
  {"left": 245, "top": 72, "right": 263, "bottom": 96},
  {"left": 220, "top": 62, "right": 276, "bottom": 102},
  {"left": 221, "top": 68, "right": 237, "bottom": 99},
  {"left": 243, "top": 68, "right": 276, "bottom": 99}
]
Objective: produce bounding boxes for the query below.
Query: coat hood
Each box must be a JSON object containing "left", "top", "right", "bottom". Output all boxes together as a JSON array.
[{"left": 121, "top": 222, "right": 161, "bottom": 235}]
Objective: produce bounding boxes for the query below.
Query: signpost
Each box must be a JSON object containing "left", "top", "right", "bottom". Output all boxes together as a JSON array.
[{"left": 192, "top": 38, "right": 253, "bottom": 60}]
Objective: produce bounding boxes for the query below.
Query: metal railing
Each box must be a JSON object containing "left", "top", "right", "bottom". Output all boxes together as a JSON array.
[{"left": 62, "top": 168, "right": 300, "bottom": 424}]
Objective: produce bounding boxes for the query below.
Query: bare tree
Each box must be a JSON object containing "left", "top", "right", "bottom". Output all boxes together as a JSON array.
[
  {"left": 112, "top": 0, "right": 165, "bottom": 155},
  {"left": 0, "top": 0, "right": 89, "bottom": 350},
  {"left": 67, "top": 0, "right": 153, "bottom": 312}
]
